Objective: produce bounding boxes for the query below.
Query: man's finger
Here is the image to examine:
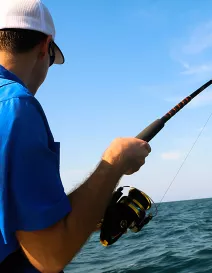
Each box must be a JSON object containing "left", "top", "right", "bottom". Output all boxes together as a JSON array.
[
  {"left": 143, "top": 142, "right": 151, "bottom": 153},
  {"left": 125, "top": 159, "right": 145, "bottom": 175}
]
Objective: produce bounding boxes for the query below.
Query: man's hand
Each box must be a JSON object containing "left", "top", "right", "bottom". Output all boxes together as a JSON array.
[{"left": 102, "top": 137, "right": 151, "bottom": 175}]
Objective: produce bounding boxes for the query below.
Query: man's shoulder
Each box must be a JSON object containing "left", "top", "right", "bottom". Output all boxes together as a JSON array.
[
  {"left": 0, "top": 78, "right": 46, "bottom": 118},
  {"left": 0, "top": 79, "right": 51, "bottom": 138},
  {"left": 0, "top": 77, "right": 33, "bottom": 102}
]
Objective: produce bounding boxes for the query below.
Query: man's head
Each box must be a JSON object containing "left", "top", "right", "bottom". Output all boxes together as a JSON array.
[{"left": 0, "top": 0, "right": 64, "bottom": 94}]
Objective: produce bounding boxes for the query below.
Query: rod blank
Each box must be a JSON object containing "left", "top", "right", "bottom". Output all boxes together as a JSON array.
[{"left": 136, "top": 80, "right": 212, "bottom": 142}]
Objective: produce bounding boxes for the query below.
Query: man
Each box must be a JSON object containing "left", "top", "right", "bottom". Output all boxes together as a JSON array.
[{"left": 0, "top": 1, "right": 151, "bottom": 272}]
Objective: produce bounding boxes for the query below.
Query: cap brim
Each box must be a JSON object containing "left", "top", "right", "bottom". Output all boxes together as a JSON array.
[{"left": 53, "top": 42, "right": 65, "bottom": 65}]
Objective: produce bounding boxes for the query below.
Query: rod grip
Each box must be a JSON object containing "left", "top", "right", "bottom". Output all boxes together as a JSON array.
[{"left": 136, "top": 119, "right": 165, "bottom": 142}]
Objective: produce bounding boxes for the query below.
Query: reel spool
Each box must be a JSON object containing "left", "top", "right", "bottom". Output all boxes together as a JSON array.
[{"left": 97, "top": 186, "right": 153, "bottom": 246}]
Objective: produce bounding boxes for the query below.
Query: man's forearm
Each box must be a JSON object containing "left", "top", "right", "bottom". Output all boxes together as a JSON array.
[{"left": 62, "top": 160, "right": 122, "bottom": 264}]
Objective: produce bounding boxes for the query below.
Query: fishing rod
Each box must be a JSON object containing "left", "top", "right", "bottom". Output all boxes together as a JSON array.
[
  {"left": 97, "top": 79, "right": 212, "bottom": 247},
  {"left": 135, "top": 79, "right": 212, "bottom": 142}
]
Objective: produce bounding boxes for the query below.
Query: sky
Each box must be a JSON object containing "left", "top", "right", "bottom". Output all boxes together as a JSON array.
[{"left": 39, "top": 0, "right": 212, "bottom": 202}]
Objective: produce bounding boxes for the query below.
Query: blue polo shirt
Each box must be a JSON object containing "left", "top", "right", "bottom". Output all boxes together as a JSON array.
[{"left": 0, "top": 65, "right": 72, "bottom": 272}]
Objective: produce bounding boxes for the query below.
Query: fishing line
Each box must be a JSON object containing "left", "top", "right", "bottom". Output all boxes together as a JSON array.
[{"left": 157, "top": 110, "right": 212, "bottom": 209}]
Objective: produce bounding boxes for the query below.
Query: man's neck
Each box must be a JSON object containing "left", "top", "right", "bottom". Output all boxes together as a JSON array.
[{"left": 0, "top": 51, "right": 35, "bottom": 94}]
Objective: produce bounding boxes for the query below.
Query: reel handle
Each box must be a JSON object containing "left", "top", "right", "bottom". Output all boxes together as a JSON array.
[{"left": 136, "top": 119, "right": 165, "bottom": 142}]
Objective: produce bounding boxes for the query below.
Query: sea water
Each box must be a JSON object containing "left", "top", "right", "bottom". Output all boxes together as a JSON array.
[{"left": 65, "top": 198, "right": 212, "bottom": 273}]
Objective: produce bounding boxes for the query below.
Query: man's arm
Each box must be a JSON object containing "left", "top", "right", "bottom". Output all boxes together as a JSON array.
[
  {"left": 17, "top": 160, "right": 122, "bottom": 273},
  {"left": 16, "top": 139, "right": 150, "bottom": 273},
  {"left": 8, "top": 98, "right": 150, "bottom": 273}
]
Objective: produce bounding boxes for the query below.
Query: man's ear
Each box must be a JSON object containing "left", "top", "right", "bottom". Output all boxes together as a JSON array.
[{"left": 38, "top": 35, "right": 52, "bottom": 60}]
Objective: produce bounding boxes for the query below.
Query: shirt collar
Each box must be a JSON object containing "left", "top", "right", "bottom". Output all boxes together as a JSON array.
[{"left": 0, "top": 65, "right": 27, "bottom": 88}]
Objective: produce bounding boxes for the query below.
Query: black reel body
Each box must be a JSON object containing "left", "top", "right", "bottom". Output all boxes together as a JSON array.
[{"left": 98, "top": 187, "right": 153, "bottom": 246}]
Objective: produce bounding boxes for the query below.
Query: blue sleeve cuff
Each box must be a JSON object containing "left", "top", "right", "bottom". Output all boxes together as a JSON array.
[{"left": 16, "top": 195, "right": 72, "bottom": 231}]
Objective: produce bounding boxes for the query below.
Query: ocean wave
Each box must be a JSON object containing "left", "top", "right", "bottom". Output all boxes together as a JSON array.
[{"left": 65, "top": 198, "right": 212, "bottom": 273}]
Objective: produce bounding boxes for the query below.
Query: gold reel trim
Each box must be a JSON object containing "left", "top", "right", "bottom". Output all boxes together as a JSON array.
[{"left": 129, "top": 188, "right": 152, "bottom": 210}]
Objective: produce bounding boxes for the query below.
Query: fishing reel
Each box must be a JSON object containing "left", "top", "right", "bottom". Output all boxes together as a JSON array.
[{"left": 96, "top": 186, "right": 155, "bottom": 246}]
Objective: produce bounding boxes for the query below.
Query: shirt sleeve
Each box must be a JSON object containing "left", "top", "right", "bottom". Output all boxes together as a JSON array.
[{"left": 0, "top": 97, "right": 72, "bottom": 243}]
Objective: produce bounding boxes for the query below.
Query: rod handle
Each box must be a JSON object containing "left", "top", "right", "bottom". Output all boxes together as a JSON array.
[{"left": 136, "top": 119, "right": 165, "bottom": 142}]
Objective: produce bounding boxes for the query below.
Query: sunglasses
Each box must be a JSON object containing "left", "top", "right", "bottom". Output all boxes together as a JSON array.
[{"left": 48, "top": 41, "right": 55, "bottom": 67}]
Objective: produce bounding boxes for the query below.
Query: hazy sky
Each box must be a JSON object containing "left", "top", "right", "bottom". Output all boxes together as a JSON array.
[{"left": 39, "top": 0, "right": 212, "bottom": 202}]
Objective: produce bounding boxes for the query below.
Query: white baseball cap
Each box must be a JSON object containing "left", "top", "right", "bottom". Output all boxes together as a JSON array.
[{"left": 0, "top": 0, "right": 64, "bottom": 65}]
